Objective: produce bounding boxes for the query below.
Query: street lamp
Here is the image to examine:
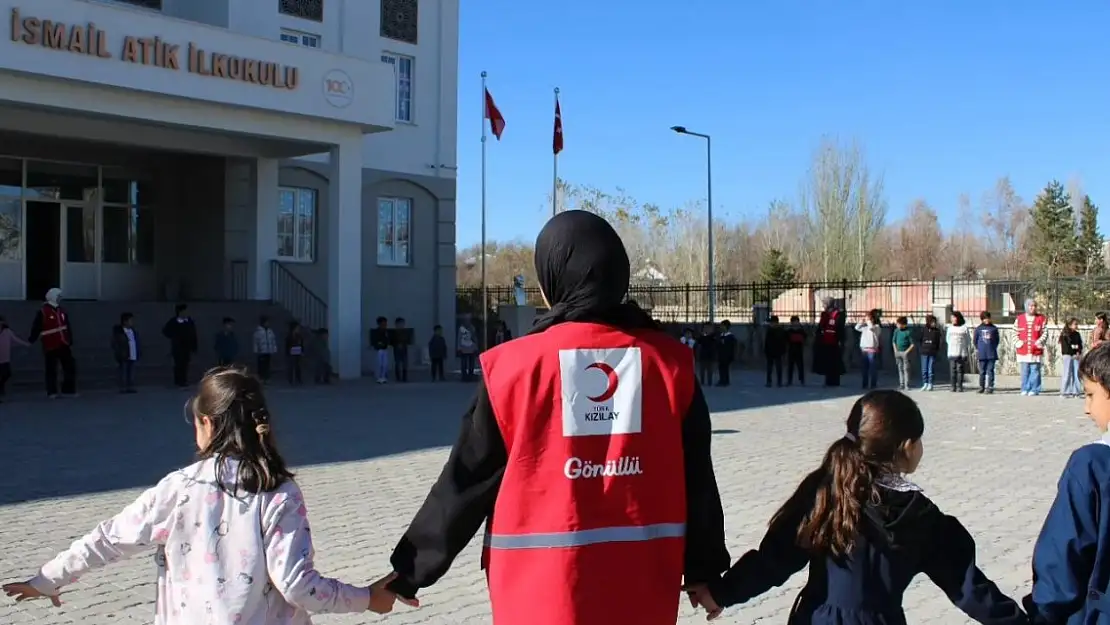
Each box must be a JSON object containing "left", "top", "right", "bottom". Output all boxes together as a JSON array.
[{"left": 671, "top": 125, "right": 715, "bottom": 321}]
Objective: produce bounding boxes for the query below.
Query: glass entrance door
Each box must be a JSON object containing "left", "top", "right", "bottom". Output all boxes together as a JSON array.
[{"left": 62, "top": 203, "right": 98, "bottom": 299}]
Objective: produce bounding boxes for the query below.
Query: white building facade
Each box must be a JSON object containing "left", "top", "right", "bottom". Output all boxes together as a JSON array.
[{"left": 0, "top": 0, "right": 460, "bottom": 379}]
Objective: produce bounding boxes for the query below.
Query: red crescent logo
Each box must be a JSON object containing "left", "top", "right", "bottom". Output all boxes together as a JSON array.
[{"left": 585, "top": 362, "right": 619, "bottom": 402}]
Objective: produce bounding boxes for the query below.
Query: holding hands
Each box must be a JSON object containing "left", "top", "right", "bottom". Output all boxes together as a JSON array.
[
  {"left": 3, "top": 580, "right": 61, "bottom": 607},
  {"left": 684, "top": 582, "right": 723, "bottom": 621},
  {"left": 368, "top": 572, "right": 420, "bottom": 614}
]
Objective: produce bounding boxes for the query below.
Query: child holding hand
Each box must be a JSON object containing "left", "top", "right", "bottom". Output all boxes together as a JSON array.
[{"left": 3, "top": 366, "right": 415, "bottom": 624}]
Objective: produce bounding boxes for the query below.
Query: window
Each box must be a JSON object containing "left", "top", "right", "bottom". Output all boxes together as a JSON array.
[
  {"left": 66, "top": 205, "right": 96, "bottom": 263},
  {"left": 279, "top": 0, "right": 323, "bottom": 22},
  {"left": 380, "top": 54, "right": 413, "bottom": 122},
  {"left": 102, "top": 170, "right": 154, "bottom": 265},
  {"left": 377, "top": 197, "right": 411, "bottom": 266},
  {"left": 278, "top": 187, "right": 316, "bottom": 262},
  {"left": 106, "top": 0, "right": 162, "bottom": 9},
  {"left": 380, "top": 0, "right": 418, "bottom": 44},
  {"left": 280, "top": 29, "right": 321, "bottom": 48}
]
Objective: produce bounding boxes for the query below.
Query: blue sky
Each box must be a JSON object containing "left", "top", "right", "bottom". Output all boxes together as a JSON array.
[{"left": 455, "top": 1, "right": 1110, "bottom": 248}]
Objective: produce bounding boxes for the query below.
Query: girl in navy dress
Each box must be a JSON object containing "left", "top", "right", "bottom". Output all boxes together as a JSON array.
[
  {"left": 687, "top": 390, "right": 1027, "bottom": 624},
  {"left": 1024, "top": 342, "right": 1110, "bottom": 624}
]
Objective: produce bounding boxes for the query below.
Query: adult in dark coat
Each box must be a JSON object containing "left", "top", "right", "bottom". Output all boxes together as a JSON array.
[
  {"left": 162, "top": 303, "right": 198, "bottom": 387},
  {"left": 812, "top": 297, "right": 846, "bottom": 386}
]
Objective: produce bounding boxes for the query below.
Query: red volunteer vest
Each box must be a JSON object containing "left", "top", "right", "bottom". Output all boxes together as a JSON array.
[
  {"left": 819, "top": 308, "right": 840, "bottom": 345},
  {"left": 1016, "top": 313, "right": 1047, "bottom": 357},
  {"left": 39, "top": 304, "right": 69, "bottom": 351},
  {"left": 479, "top": 322, "right": 693, "bottom": 625}
]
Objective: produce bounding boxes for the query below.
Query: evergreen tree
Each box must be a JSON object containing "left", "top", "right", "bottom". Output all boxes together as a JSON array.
[
  {"left": 1028, "top": 180, "right": 1080, "bottom": 279},
  {"left": 758, "top": 248, "right": 797, "bottom": 300},
  {"left": 1078, "top": 195, "right": 1105, "bottom": 276}
]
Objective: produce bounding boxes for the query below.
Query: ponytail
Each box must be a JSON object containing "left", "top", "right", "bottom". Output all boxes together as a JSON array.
[{"left": 769, "top": 390, "right": 924, "bottom": 558}]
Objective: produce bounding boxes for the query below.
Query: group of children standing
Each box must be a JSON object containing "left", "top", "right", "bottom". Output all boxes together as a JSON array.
[
  {"left": 105, "top": 308, "right": 333, "bottom": 393},
  {"left": 680, "top": 320, "right": 739, "bottom": 386},
  {"left": 370, "top": 316, "right": 454, "bottom": 384}
]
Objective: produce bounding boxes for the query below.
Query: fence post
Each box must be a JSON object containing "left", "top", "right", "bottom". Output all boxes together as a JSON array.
[{"left": 684, "top": 284, "right": 691, "bottom": 322}]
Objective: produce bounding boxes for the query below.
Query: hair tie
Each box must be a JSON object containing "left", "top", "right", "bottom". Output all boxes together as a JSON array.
[
  {"left": 844, "top": 432, "right": 858, "bottom": 443},
  {"left": 250, "top": 408, "right": 269, "bottom": 424}
]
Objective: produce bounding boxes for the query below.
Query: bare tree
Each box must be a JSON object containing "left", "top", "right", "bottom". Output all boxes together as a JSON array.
[
  {"left": 896, "top": 200, "right": 942, "bottom": 279},
  {"left": 800, "top": 137, "right": 885, "bottom": 281},
  {"left": 981, "top": 176, "right": 1030, "bottom": 278}
]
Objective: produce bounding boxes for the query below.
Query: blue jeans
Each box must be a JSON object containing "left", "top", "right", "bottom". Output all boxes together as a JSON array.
[
  {"left": 860, "top": 351, "right": 878, "bottom": 389},
  {"left": 1061, "top": 355, "right": 1081, "bottom": 396},
  {"left": 376, "top": 349, "right": 390, "bottom": 380},
  {"left": 920, "top": 355, "right": 935, "bottom": 385},
  {"left": 1020, "top": 362, "right": 1043, "bottom": 394},
  {"left": 978, "top": 359, "right": 996, "bottom": 390}
]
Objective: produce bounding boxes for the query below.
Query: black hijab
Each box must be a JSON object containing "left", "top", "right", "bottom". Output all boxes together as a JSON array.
[{"left": 529, "top": 210, "right": 660, "bottom": 334}]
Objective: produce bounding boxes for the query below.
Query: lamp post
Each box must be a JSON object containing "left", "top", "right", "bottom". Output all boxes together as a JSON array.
[{"left": 671, "top": 125, "right": 715, "bottom": 321}]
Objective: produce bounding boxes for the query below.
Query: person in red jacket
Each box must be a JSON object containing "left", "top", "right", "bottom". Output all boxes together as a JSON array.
[
  {"left": 380, "top": 210, "right": 730, "bottom": 625},
  {"left": 28, "top": 287, "right": 77, "bottom": 398}
]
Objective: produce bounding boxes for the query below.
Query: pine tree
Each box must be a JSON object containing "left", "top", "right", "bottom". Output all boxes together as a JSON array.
[
  {"left": 1078, "top": 195, "right": 1105, "bottom": 276},
  {"left": 758, "top": 248, "right": 797, "bottom": 300},
  {"left": 1028, "top": 180, "right": 1080, "bottom": 279}
]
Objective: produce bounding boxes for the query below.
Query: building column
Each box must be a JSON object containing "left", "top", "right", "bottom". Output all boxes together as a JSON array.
[
  {"left": 251, "top": 157, "right": 280, "bottom": 300},
  {"left": 327, "top": 136, "right": 363, "bottom": 379}
]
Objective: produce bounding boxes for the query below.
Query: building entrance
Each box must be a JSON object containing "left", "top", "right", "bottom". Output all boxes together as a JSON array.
[{"left": 25, "top": 201, "right": 60, "bottom": 301}]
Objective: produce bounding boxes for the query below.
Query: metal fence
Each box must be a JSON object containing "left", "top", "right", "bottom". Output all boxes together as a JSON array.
[{"left": 457, "top": 277, "right": 1110, "bottom": 326}]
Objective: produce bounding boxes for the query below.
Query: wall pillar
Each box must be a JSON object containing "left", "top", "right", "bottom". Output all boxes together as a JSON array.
[
  {"left": 327, "top": 136, "right": 363, "bottom": 379},
  {"left": 251, "top": 157, "right": 279, "bottom": 300}
]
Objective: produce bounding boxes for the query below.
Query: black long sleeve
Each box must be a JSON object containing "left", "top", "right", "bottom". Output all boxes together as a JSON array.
[
  {"left": 28, "top": 310, "right": 42, "bottom": 344},
  {"left": 922, "top": 512, "right": 1027, "bottom": 625},
  {"left": 682, "top": 383, "right": 731, "bottom": 583},
  {"left": 388, "top": 379, "right": 507, "bottom": 599}
]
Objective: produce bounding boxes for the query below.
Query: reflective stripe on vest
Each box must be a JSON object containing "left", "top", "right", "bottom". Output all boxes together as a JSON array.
[
  {"left": 40, "top": 327, "right": 66, "bottom": 336},
  {"left": 488, "top": 522, "right": 685, "bottom": 550}
]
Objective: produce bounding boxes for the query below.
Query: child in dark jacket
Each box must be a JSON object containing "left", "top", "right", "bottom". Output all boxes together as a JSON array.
[
  {"left": 695, "top": 323, "right": 717, "bottom": 387},
  {"left": 428, "top": 325, "right": 447, "bottom": 381},
  {"left": 974, "top": 312, "right": 1000, "bottom": 394},
  {"left": 392, "top": 317, "right": 410, "bottom": 382},
  {"left": 214, "top": 317, "right": 238, "bottom": 367},
  {"left": 1025, "top": 343, "right": 1110, "bottom": 622},
  {"left": 687, "top": 390, "right": 1026, "bottom": 624},
  {"left": 764, "top": 316, "right": 787, "bottom": 387},
  {"left": 312, "top": 328, "right": 332, "bottom": 384},
  {"left": 785, "top": 316, "right": 806, "bottom": 385},
  {"left": 370, "top": 317, "right": 390, "bottom": 384},
  {"left": 110, "top": 312, "right": 139, "bottom": 393},
  {"left": 918, "top": 314, "right": 942, "bottom": 391},
  {"left": 717, "top": 320, "right": 738, "bottom": 387}
]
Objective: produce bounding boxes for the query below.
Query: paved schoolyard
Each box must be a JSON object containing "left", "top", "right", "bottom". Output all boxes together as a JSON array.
[{"left": 0, "top": 373, "right": 1093, "bottom": 624}]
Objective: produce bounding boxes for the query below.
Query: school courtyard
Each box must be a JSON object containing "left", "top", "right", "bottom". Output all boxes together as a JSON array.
[{"left": 0, "top": 373, "right": 1090, "bottom": 624}]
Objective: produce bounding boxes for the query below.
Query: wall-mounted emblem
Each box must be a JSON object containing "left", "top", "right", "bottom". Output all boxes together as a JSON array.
[{"left": 322, "top": 69, "right": 353, "bottom": 108}]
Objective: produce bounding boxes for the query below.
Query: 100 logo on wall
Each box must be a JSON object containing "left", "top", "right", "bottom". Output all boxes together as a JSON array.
[{"left": 323, "top": 69, "right": 353, "bottom": 108}]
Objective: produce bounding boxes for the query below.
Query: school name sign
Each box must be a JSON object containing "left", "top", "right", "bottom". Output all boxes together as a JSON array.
[{"left": 9, "top": 8, "right": 300, "bottom": 90}]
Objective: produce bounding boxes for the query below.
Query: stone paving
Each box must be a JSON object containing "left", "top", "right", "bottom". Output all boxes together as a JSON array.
[{"left": 0, "top": 372, "right": 1094, "bottom": 624}]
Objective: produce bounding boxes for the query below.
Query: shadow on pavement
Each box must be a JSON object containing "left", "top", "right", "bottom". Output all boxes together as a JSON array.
[{"left": 0, "top": 370, "right": 877, "bottom": 506}]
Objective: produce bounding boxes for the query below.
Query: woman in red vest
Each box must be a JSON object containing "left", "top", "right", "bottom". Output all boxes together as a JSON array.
[
  {"left": 381, "top": 210, "right": 731, "bottom": 625},
  {"left": 28, "top": 287, "right": 77, "bottom": 398}
]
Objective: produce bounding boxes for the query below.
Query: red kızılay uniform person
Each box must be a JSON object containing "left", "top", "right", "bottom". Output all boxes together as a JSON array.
[{"left": 383, "top": 210, "right": 731, "bottom": 625}]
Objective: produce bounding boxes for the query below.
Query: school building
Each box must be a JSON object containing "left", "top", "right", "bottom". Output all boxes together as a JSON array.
[{"left": 0, "top": 0, "right": 459, "bottom": 380}]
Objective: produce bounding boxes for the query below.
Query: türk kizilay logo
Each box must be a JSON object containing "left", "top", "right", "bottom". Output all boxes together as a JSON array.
[
  {"left": 559, "top": 347, "right": 643, "bottom": 437},
  {"left": 323, "top": 69, "right": 353, "bottom": 108}
]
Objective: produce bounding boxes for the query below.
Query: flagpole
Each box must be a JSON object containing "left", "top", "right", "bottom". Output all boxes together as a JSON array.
[
  {"left": 480, "top": 71, "right": 489, "bottom": 353},
  {"left": 552, "top": 87, "right": 559, "bottom": 217}
]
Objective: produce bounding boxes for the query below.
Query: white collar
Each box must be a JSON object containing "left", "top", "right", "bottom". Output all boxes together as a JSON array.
[{"left": 875, "top": 473, "right": 923, "bottom": 493}]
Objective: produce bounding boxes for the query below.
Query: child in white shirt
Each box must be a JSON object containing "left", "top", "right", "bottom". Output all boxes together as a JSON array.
[
  {"left": 945, "top": 310, "right": 972, "bottom": 392},
  {"left": 2, "top": 366, "right": 415, "bottom": 624}
]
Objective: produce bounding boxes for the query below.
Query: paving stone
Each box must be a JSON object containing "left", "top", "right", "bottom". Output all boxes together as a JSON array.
[{"left": 0, "top": 372, "right": 1093, "bottom": 623}]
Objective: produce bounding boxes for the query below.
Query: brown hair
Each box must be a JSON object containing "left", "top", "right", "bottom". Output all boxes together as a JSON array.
[
  {"left": 769, "top": 390, "right": 925, "bottom": 557},
  {"left": 189, "top": 366, "right": 294, "bottom": 494}
]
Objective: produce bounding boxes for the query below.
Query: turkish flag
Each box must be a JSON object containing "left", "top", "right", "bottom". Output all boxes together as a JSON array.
[
  {"left": 553, "top": 96, "right": 563, "bottom": 155},
  {"left": 484, "top": 88, "right": 505, "bottom": 140}
]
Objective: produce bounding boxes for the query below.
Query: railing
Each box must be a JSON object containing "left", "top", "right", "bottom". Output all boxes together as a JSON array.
[
  {"left": 458, "top": 277, "right": 1110, "bottom": 325},
  {"left": 228, "top": 260, "right": 249, "bottom": 301},
  {"left": 270, "top": 261, "right": 327, "bottom": 330}
]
